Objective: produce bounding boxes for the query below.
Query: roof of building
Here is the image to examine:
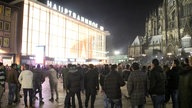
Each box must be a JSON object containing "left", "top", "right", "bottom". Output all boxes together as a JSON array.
[
  {"left": 131, "top": 36, "right": 143, "bottom": 46},
  {"left": 182, "top": 34, "right": 191, "bottom": 39}
]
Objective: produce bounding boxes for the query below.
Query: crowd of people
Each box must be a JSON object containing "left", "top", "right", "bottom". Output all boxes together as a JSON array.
[{"left": 0, "top": 57, "right": 191, "bottom": 108}]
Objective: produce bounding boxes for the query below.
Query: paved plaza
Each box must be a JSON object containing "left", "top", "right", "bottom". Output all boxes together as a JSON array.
[{"left": 1, "top": 77, "right": 172, "bottom": 108}]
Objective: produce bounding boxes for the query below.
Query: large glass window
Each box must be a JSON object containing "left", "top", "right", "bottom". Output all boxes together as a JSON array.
[{"left": 22, "top": 0, "right": 107, "bottom": 62}]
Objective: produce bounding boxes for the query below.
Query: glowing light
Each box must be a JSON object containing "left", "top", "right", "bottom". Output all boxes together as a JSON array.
[
  {"left": 35, "top": 46, "right": 45, "bottom": 64},
  {"left": 167, "top": 53, "right": 172, "bottom": 56},
  {"left": 114, "top": 51, "right": 120, "bottom": 55}
]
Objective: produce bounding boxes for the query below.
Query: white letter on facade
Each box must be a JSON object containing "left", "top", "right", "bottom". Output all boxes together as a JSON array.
[{"left": 47, "top": 0, "right": 52, "bottom": 7}]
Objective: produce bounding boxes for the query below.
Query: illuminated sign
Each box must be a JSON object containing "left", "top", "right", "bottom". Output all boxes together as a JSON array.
[{"left": 47, "top": 0, "right": 104, "bottom": 31}]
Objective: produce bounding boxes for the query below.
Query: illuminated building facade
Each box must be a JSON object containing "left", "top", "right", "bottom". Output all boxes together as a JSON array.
[
  {"left": 0, "top": 1, "right": 18, "bottom": 66},
  {"left": 128, "top": 0, "right": 192, "bottom": 63},
  {"left": 0, "top": 0, "right": 109, "bottom": 65}
]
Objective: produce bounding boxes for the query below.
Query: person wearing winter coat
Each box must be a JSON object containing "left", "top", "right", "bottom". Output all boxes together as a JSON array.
[
  {"left": 178, "top": 57, "right": 192, "bottom": 108},
  {"left": 165, "top": 59, "right": 180, "bottom": 108},
  {"left": 84, "top": 64, "right": 99, "bottom": 108},
  {"left": 99, "top": 64, "right": 110, "bottom": 108},
  {"left": 104, "top": 64, "right": 125, "bottom": 108},
  {"left": 64, "top": 64, "right": 83, "bottom": 108},
  {"left": 18, "top": 64, "right": 33, "bottom": 108},
  {"left": 33, "top": 64, "right": 45, "bottom": 104},
  {"left": 48, "top": 65, "right": 58, "bottom": 102},
  {"left": 148, "top": 59, "right": 166, "bottom": 108},
  {"left": 127, "top": 62, "right": 148, "bottom": 108},
  {"left": 7, "top": 63, "right": 19, "bottom": 105}
]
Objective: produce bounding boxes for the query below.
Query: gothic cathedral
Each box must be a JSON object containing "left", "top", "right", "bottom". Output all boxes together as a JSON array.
[{"left": 146, "top": 0, "right": 192, "bottom": 55}]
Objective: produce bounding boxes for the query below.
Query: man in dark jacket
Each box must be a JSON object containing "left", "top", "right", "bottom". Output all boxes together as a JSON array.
[
  {"left": 33, "top": 64, "right": 45, "bottom": 104},
  {"left": 64, "top": 64, "right": 83, "bottom": 108},
  {"left": 148, "top": 59, "right": 166, "bottom": 108},
  {"left": 99, "top": 64, "right": 110, "bottom": 108},
  {"left": 84, "top": 64, "right": 99, "bottom": 108},
  {"left": 122, "top": 64, "right": 131, "bottom": 81},
  {"left": 104, "top": 64, "right": 125, "bottom": 108},
  {"left": 166, "top": 59, "right": 180, "bottom": 108},
  {"left": 7, "top": 63, "right": 19, "bottom": 105}
]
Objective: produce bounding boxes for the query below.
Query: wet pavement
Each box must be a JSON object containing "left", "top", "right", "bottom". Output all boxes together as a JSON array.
[{"left": 1, "top": 77, "right": 172, "bottom": 108}]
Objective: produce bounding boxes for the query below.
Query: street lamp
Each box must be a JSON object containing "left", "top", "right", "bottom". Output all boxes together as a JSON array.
[{"left": 113, "top": 50, "right": 120, "bottom": 64}]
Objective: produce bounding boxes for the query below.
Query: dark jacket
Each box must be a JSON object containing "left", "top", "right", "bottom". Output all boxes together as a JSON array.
[
  {"left": 178, "top": 66, "right": 192, "bottom": 108},
  {"left": 122, "top": 69, "right": 131, "bottom": 81},
  {"left": 148, "top": 66, "right": 165, "bottom": 95},
  {"left": 33, "top": 68, "right": 45, "bottom": 88},
  {"left": 99, "top": 67, "right": 110, "bottom": 90},
  {"left": 84, "top": 69, "right": 99, "bottom": 94},
  {"left": 7, "top": 68, "right": 18, "bottom": 84},
  {"left": 62, "top": 67, "right": 69, "bottom": 89},
  {"left": 166, "top": 66, "right": 180, "bottom": 89},
  {"left": 104, "top": 70, "right": 125, "bottom": 99},
  {"left": 67, "top": 69, "right": 83, "bottom": 92}
]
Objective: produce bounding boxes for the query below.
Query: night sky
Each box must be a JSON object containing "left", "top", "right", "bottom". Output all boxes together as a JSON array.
[
  {"left": 55, "top": 0, "right": 163, "bottom": 54},
  {"left": 6, "top": 0, "right": 163, "bottom": 54}
]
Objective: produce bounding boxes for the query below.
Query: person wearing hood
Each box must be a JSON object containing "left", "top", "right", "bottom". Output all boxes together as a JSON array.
[
  {"left": 148, "top": 59, "right": 166, "bottom": 108},
  {"left": 64, "top": 64, "right": 83, "bottom": 108},
  {"left": 48, "top": 65, "right": 58, "bottom": 102}
]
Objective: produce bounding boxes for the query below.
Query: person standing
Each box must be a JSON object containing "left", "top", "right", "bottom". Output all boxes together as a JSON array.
[
  {"left": 148, "top": 59, "right": 166, "bottom": 108},
  {"left": 62, "top": 65, "right": 69, "bottom": 90},
  {"left": 18, "top": 64, "right": 34, "bottom": 108},
  {"left": 48, "top": 65, "right": 59, "bottom": 102},
  {"left": 99, "top": 64, "right": 110, "bottom": 108},
  {"left": 104, "top": 64, "right": 125, "bottom": 108},
  {"left": 14, "top": 64, "right": 21, "bottom": 103},
  {"left": 165, "top": 59, "right": 180, "bottom": 108},
  {"left": 117, "top": 63, "right": 123, "bottom": 78},
  {"left": 33, "top": 64, "right": 45, "bottom": 104},
  {"left": 64, "top": 64, "right": 83, "bottom": 108},
  {"left": 7, "top": 63, "right": 19, "bottom": 105},
  {"left": 127, "top": 62, "right": 148, "bottom": 108},
  {"left": 62, "top": 64, "right": 71, "bottom": 107},
  {"left": 178, "top": 57, "right": 192, "bottom": 108},
  {"left": 122, "top": 64, "right": 131, "bottom": 81},
  {"left": 84, "top": 64, "right": 99, "bottom": 108},
  {"left": 0, "top": 62, "right": 5, "bottom": 106}
]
